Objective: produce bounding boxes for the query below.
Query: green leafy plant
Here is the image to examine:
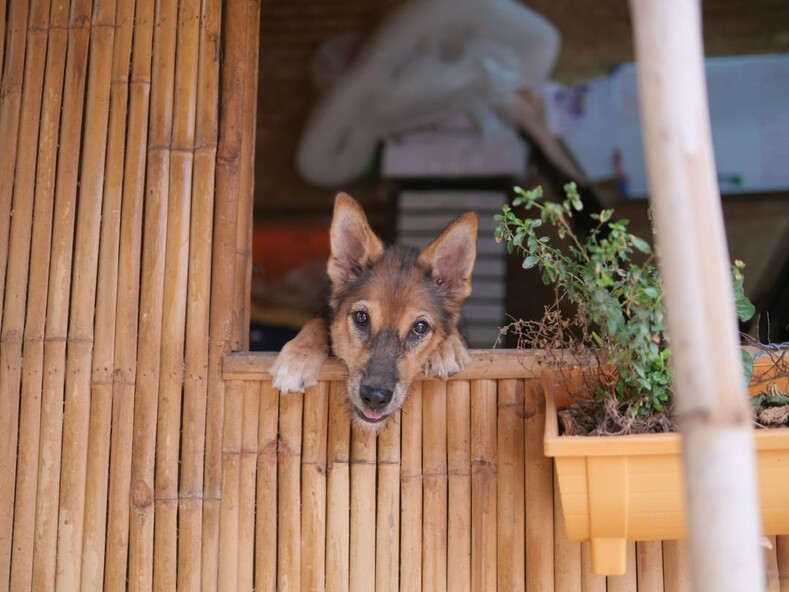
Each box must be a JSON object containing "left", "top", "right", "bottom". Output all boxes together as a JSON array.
[{"left": 495, "top": 183, "right": 755, "bottom": 432}]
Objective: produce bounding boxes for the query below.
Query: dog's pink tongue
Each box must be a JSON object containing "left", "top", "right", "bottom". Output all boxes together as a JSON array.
[{"left": 363, "top": 409, "right": 384, "bottom": 421}]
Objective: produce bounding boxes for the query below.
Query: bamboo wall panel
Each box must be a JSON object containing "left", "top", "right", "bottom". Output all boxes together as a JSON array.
[{"left": 0, "top": 0, "right": 255, "bottom": 589}]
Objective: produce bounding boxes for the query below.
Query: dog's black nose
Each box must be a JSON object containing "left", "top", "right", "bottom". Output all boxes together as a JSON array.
[{"left": 359, "top": 385, "right": 392, "bottom": 410}]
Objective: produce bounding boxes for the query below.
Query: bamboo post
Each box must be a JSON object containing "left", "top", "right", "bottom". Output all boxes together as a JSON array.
[
  {"left": 80, "top": 0, "right": 133, "bottom": 586},
  {"left": 400, "top": 382, "right": 423, "bottom": 592},
  {"left": 278, "top": 391, "right": 304, "bottom": 591},
  {"left": 325, "top": 381, "right": 352, "bottom": 592},
  {"left": 581, "top": 543, "right": 606, "bottom": 592},
  {"left": 446, "top": 380, "right": 472, "bottom": 592},
  {"left": 553, "top": 471, "right": 581, "bottom": 592},
  {"left": 629, "top": 1, "right": 765, "bottom": 588},
  {"left": 607, "top": 544, "right": 637, "bottom": 592},
  {"left": 767, "top": 537, "right": 780, "bottom": 592},
  {"left": 471, "top": 378, "right": 497, "bottom": 591},
  {"left": 238, "top": 381, "right": 260, "bottom": 591},
  {"left": 662, "top": 540, "right": 692, "bottom": 592},
  {"left": 376, "top": 410, "right": 401, "bottom": 592},
  {"left": 31, "top": 0, "right": 92, "bottom": 587},
  {"left": 218, "top": 380, "right": 244, "bottom": 591},
  {"left": 301, "top": 382, "right": 330, "bottom": 591},
  {"left": 636, "top": 542, "right": 664, "bottom": 592},
  {"left": 3, "top": 0, "right": 48, "bottom": 587},
  {"left": 103, "top": 0, "right": 155, "bottom": 588},
  {"left": 178, "top": 0, "right": 220, "bottom": 587},
  {"left": 255, "top": 382, "right": 281, "bottom": 592},
  {"left": 350, "top": 418, "right": 377, "bottom": 591},
  {"left": 422, "top": 380, "right": 449, "bottom": 592},
  {"left": 524, "top": 379, "right": 555, "bottom": 591},
  {"left": 496, "top": 379, "right": 525, "bottom": 592},
  {"left": 777, "top": 536, "right": 789, "bottom": 591}
]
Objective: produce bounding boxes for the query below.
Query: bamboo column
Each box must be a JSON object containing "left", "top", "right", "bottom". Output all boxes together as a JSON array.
[
  {"left": 376, "top": 410, "right": 401, "bottom": 592},
  {"left": 422, "top": 380, "right": 448, "bottom": 592},
  {"left": 471, "top": 379, "right": 497, "bottom": 591},
  {"left": 400, "top": 383, "right": 423, "bottom": 592},
  {"left": 325, "top": 381, "right": 351, "bottom": 592},
  {"left": 628, "top": 1, "right": 765, "bottom": 589},
  {"left": 446, "top": 380, "right": 472, "bottom": 592}
]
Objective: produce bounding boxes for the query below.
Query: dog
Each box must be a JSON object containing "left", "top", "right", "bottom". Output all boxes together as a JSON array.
[{"left": 271, "top": 192, "right": 478, "bottom": 430}]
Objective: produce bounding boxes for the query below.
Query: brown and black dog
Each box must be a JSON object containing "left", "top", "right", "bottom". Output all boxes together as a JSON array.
[{"left": 271, "top": 192, "right": 478, "bottom": 430}]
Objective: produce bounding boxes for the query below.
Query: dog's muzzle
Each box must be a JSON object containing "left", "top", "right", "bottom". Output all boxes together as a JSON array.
[{"left": 357, "top": 384, "right": 393, "bottom": 422}]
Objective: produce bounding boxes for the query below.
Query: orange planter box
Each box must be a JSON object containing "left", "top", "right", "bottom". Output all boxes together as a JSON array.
[{"left": 542, "top": 358, "right": 789, "bottom": 576}]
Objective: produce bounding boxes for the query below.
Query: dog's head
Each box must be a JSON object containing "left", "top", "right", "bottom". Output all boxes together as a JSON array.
[{"left": 327, "top": 193, "right": 477, "bottom": 430}]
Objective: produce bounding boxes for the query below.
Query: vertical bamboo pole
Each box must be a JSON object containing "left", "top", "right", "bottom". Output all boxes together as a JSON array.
[
  {"left": 301, "top": 382, "right": 330, "bottom": 592},
  {"left": 103, "top": 0, "right": 155, "bottom": 588},
  {"left": 350, "top": 421, "right": 377, "bottom": 591},
  {"left": 278, "top": 391, "right": 304, "bottom": 591},
  {"left": 203, "top": 0, "right": 254, "bottom": 583},
  {"left": 777, "top": 536, "right": 789, "bottom": 591},
  {"left": 179, "top": 0, "right": 220, "bottom": 587},
  {"left": 0, "top": 0, "right": 31, "bottom": 580},
  {"left": 255, "top": 381, "right": 281, "bottom": 592},
  {"left": 636, "top": 541, "right": 664, "bottom": 592},
  {"left": 471, "top": 378, "right": 497, "bottom": 592},
  {"left": 400, "top": 383, "right": 423, "bottom": 592},
  {"left": 767, "top": 537, "right": 780, "bottom": 592},
  {"left": 153, "top": 0, "right": 200, "bottom": 586},
  {"left": 217, "top": 380, "right": 243, "bottom": 591},
  {"left": 0, "top": 0, "right": 29, "bottom": 331},
  {"left": 446, "top": 380, "right": 471, "bottom": 592},
  {"left": 581, "top": 543, "right": 607, "bottom": 592},
  {"left": 127, "top": 0, "right": 177, "bottom": 585},
  {"left": 662, "top": 540, "right": 692, "bottom": 592},
  {"left": 375, "top": 413, "right": 401, "bottom": 592},
  {"left": 497, "top": 379, "right": 525, "bottom": 592},
  {"left": 0, "top": 0, "right": 8, "bottom": 77},
  {"left": 524, "top": 378, "right": 555, "bottom": 591},
  {"left": 553, "top": 472, "right": 581, "bottom": 592},
  {"left": 2, "top": 0, "right": 48, "bottom": 586},
  {"left": 55, "top": 0, "right": 116, "bottom": 587},
  {"left": 607, "top": 543, "right": 637, "bottom": 592},
  {"left": 78, "top": 0, "right": 134, "bottom": 587},
  {"left": 237, "top": 381, "right": 260, "bottom": 591},
  {"left": 325, "top": 381, "right": 351, "bottom": 592},
  {"left": 629, "top": 1, "right": 764, "bottom": 589},
  {"left": 422, "top": 380, "right": 448, "bottom": 592},
  {"left": 31, "top": 1, "right": 92, "bottom": 588}
]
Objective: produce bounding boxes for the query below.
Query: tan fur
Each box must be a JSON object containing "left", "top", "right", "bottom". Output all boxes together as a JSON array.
[{"left": 272, "top": 192, "right": 477, "bottom": 431}]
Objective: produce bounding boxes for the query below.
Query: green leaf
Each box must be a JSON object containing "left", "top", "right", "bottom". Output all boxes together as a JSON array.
[
  {"left": 631, "top": 235, "right": 652, "bottom": 254},
  {"left": 741, "top": 349, "right": 755, "bottom": 387},
  {"left": 521, "top": 255, "right": 539, "bottom": 270}
]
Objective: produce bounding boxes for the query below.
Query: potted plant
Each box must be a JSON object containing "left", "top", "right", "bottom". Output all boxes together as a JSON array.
[{"left": 494, "top": 183, "right": 789, "bottom": 576}]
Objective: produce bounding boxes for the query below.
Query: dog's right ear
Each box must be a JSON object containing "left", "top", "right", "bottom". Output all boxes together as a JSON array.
[{"left": 327, "top": 193, "right": 384, "bottom": 288}]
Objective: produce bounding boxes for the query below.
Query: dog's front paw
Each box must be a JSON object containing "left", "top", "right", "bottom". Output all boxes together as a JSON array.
[
  {"left": 425, "top": 332, "right": 470, "bottom": 379},
  {"left": 271, "top": 343, "right": 326, "bottom": 393}
]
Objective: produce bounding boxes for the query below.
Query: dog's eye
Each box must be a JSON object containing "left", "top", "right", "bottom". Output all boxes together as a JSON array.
[
  {"left": 411, "top": 320, "right": 430, "bottom": 336},
  {"left": 353, "top": 310, "right": 369, "bottom": 327}
]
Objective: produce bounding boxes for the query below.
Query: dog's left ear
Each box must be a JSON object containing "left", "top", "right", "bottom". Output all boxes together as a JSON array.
[
  {"left": 328, "top": 192, "right": 384, "bottom": 289},
  {"left": 419, "top": 213, "right": 478, "bottom": 302}
]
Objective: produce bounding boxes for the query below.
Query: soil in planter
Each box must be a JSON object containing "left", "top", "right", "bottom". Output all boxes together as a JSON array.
[{"left": 558, "top": 394, "right": 677, "bottom": 437}]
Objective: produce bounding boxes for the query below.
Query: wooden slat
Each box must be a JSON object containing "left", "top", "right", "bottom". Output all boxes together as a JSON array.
[
  {"left": 607, "top": 543, "right": 638, "bottom": 592},
  {"left": 255, "top": 382, "right": 280, "bottom": 592},
  {"left": 301, "top": 382, "right": 330, "bottom": 592},
  {"left": 553, "top": 470, "right": 581, "bottom": 592},
  {"left": 238, "top": 381, "right": 260, "bottom": 591},
  {"left": 767, "top": 536, "right": 780, "bottom": 592},
  {"left": 349, "top": 423, "right": 377, "bottom": 591},
  {"left": 400, "top": 382, "right": 423, "bottom": 592},
  {"left": 777, "top": 535, "right": 789, "bottom": 592},
  {"left": 277, "top": 391, "right": 304, "bottom": 591},
  {"left": 325, "top": 381, "right": 351, "bottom": 592},
  {"left": 375, "top": 411, "right": 401, "bottom": 592},
  {"left": 581, "top": 543, "right": 606, "bottom": 592},
  {"left": 217, "top": 381, "right": 244, "bottom": 591},
  {"left": 471, "top": 378, "right": 497, "bottom": 592},
  {"left": 497, "top": 379, "right": 525, "bottom": 592},
  {"left": 422, "top": 380, "right": 448, "bottom": 592},
  {"left": 636, "top": 541, "right": 665, "bottom": 592},
  {"left": 662, "top": 540, "right": 692, "bottom": 592},
  {"left": 447, "top": 380, "right": 472, "bottom": 592}
]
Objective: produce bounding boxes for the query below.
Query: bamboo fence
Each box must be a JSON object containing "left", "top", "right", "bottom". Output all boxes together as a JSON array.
[{"left": 1, "top": 0, "right": 788, "bottom": 590}]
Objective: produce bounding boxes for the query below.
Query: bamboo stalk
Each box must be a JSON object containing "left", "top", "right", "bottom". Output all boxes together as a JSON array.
[
  {"left": 325, "top": 381, "right": 351, "bottom": 592},
  {"left": 447, "top": 380, "right": 471, "bottom": 592},
  {"left": 103, "top": 0, "right": 155, "bottom": 588},
  {"left": 662, "top": 540, "right": 692, "bottom": 592},
  {"left": 0, "top": 0, "right": 29, "bottom": 332},
  {"left": 635, "top": 541, "right": 664, "bottom": 592},
  {"left": 606, "top": 543, "right": 637, "bottom": 592},
  {"left": 301, "top": 382, "right": 330, "bottom": 592},
  {"left": 376, "top": 409, "right": 401, "bottom": 592},
  {"left": 218, "top": 380, "right": 244, "bottom": 591},
  {"left": 153, "top": 0, "right": 200, "bottom": 584},
  {"left": 3, "top": 0, "right": 49, "bottom": 587},
  {"left": 55, "top": 0, "right": 116, "bottom": 588},
  {"left": 497, "top": 379, "right": 525, "bottom": 592},
  {"left": 524, "top": 379, "right": 554, "bottom": 591},
  {"left": 553, "top": 471, "right": 581, "bottom": 592},
  {"left": 255, "top": 382, "right": 280, "bottom": 592},
  {"left": 767, "top": 537, "right": 780, "bottom": 592},
  {"left": 0, "top": 0, "right": 31, "bottom": 580},
  {"left": 278, "top": 391, "right": 304, "bottom": 591},
  {"left": 580, "top": 543, "right": 606, "bottom": 592},
  {"left": 628, "top": 2, "right": 764, "bottom": 588},
  {"left": 78, "top": 0, "right": 134, "bottom": 587},
  {"left": 31, "top": 1, "right": 93, "bottom": 588},
  {"left": 471, "top": 378, "right": 497, "bottom": 592},
  {"left": 777, "top": 536, "right": 789, "bottom": 591},
  {"left": 203, "top": 0, "right": 252, "bottom": 582},
  {"left": 237, "top": 381, "right": 260, "bottom": 591},
  {"left": 350, "top": 419, "right": 377, "bottom": 591},
  {"left": 179, "top": 0, "right": 220, "bottom": 585},
  {"left": 422, "top": 380, "right": 448, "bottom": 592},
  {"left": 400, "top": 382, "right": 423, "bottom": 592}
]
